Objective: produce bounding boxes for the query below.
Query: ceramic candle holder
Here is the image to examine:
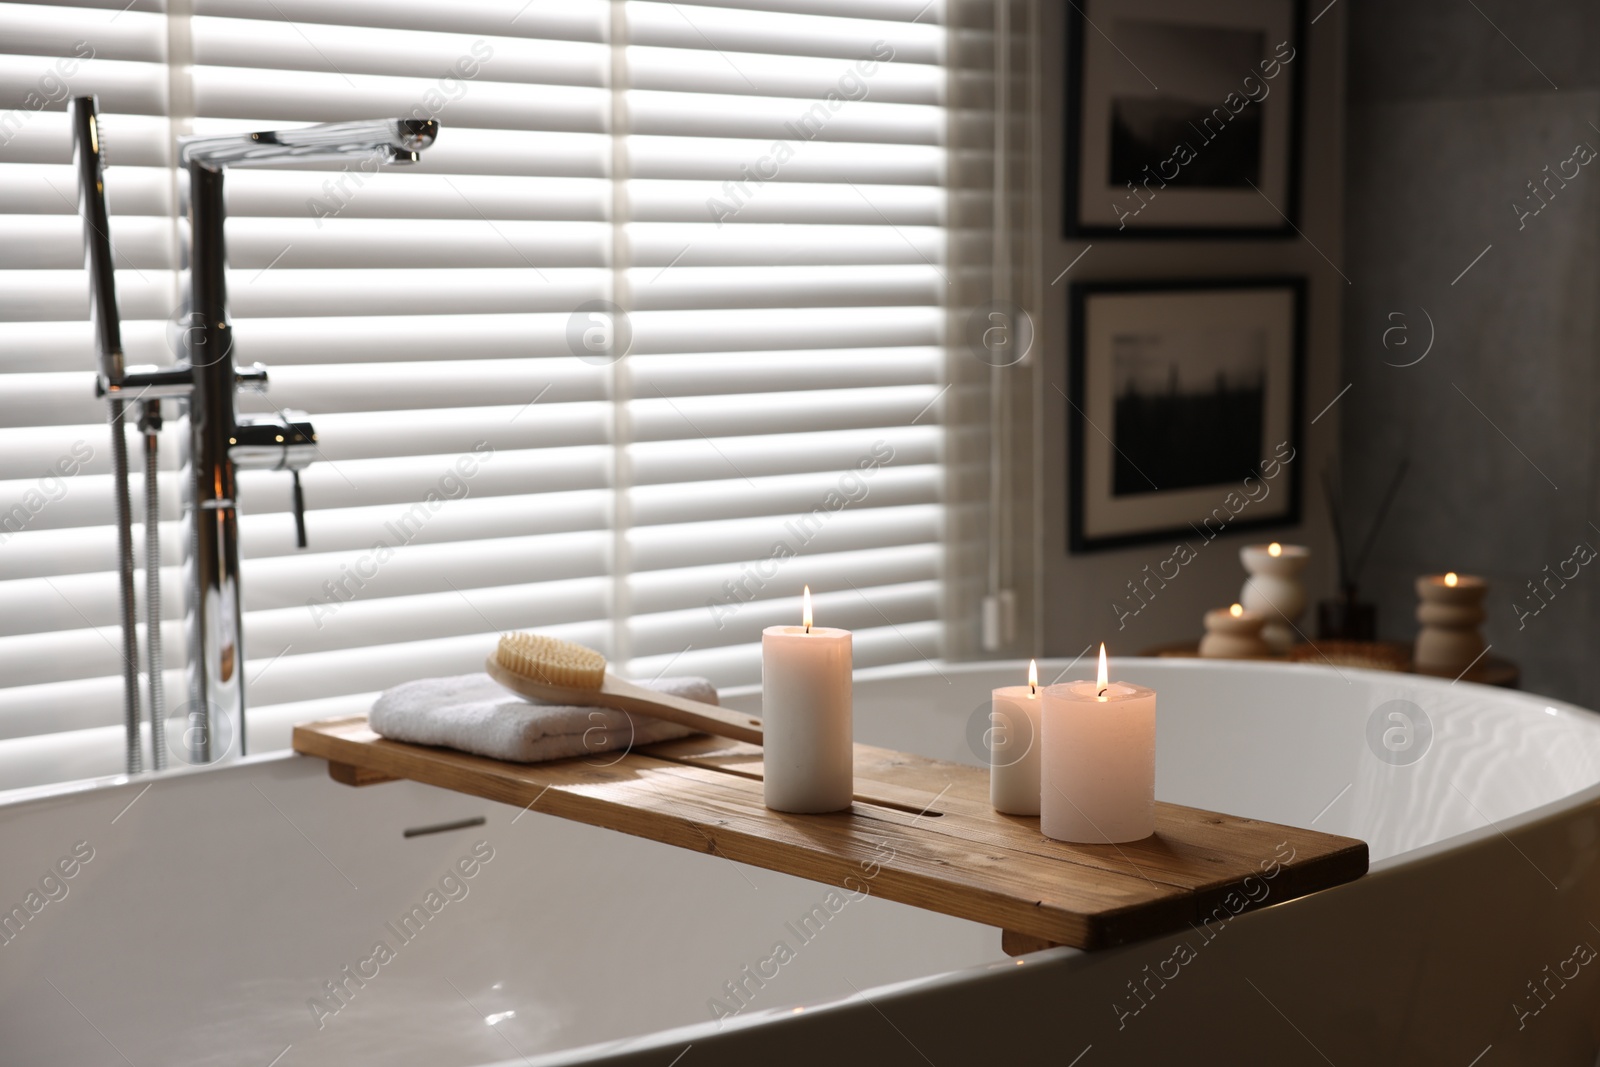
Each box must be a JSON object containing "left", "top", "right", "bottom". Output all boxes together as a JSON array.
[
  {"left": 1199, "top": 605, "right": 1271, "bottom": 659},
  {"left": 1239, "top": 543, "right": 1310, "bottom": 653},
  {"left": 1414, "top": 574, "right": 1487, "bottom": 675}
]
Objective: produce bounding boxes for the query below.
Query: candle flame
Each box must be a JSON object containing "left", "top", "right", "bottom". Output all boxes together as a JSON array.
[
  {"left": 1096, "top": 643, "right": 1108, "bottom": 697},
  {"left": 1229, "top": 602, "right": 1243, "bottom": 618},
  {"left": 802, "top": 585, "right": 812, "bottom": 632},
  {"left": 1268, "top": 542, "right": 1282, "bottom": 557},
  {"left": 1444, "top": 572, "right": 1458, "bottom": 587},
  {"left": 1028, "top": 658, "right": 1038, "bottom": 695}
]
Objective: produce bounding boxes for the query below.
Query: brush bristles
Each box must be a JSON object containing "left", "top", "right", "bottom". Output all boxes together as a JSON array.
[{"left": 496, "top": 632, "right": 606, "bottom": 689}]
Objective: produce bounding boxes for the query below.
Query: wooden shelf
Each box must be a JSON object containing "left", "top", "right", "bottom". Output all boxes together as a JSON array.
[
  {"left": 293, "top": 717, "right": 1368, "bottom": 952},
  {"left": 1143, "top": 639, "right": 1520, "bottom": 688}
]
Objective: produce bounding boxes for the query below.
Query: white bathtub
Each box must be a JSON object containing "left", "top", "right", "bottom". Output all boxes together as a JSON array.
[{"left": 2, "top": 659, "right": 1599, "bottom": 1066}]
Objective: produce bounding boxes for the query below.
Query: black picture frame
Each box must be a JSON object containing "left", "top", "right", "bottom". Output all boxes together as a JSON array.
[
  {"left": 1067, "top": 277, "right": 1306, "bottom": 553},
  {"left": 1063, "top": 0, "right": 1305, "bottom": 239}
]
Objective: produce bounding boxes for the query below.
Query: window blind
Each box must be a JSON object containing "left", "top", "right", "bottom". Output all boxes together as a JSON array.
[{"left": 0, "top": 0, "right": 947, "bottom": 788}]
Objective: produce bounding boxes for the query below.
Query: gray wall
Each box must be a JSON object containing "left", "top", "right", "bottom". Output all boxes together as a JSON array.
[
  {"left": 1342, "top": 1, "right": 1600, "bottom": 705},
  {"left": 1037, "top": 4, "right": 1349, "bottom": 665}
]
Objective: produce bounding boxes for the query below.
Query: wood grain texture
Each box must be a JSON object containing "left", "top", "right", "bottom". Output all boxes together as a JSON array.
[
  {"left": 294, "top": 717, "right": 1367, "bottom": 951},
  {"left": 484, "top": 657, "right": 765, "bottom": 744},
  {"left": 1000, "top": 930, "right": 1059, "bottom": 957},
  {"left": 327, "top": 761, "right": 397, "bottom": 787},
  {"left": 1142, "top": 639, "right": 1521, "bottom": 688}
]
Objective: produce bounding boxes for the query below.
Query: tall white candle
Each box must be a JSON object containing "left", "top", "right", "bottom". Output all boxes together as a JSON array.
[
  {"left": 990, "top": 659, "right": 1042, "bottom": 815},
  {"left": 1040, "top": 645, "right": 1156, "bottom": 843},
  {"left": 761, "top": 586, "right": 853, "bottom": 813}
]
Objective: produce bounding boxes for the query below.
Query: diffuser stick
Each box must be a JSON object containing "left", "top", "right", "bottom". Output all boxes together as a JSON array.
[{"left": 1350, "top": 460, "right": 1409, "bottom": 586}]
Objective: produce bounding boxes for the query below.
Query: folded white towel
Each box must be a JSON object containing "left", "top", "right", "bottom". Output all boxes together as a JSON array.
[{"left": 370, "top": 673, "right": 713, "bottom": 763}]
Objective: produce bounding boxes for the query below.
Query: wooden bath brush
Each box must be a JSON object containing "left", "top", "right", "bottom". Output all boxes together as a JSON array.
[{"left": 487, "top": 632, "right": 763, "bottom": 745}]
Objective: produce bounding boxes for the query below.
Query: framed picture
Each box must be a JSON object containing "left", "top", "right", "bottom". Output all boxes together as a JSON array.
[
  {"left": 1063, "top": 0, "right": 1303, "bottom": 238},
  {"left": 1067, "top": 278, "right": 1304, "bottom": 553}
]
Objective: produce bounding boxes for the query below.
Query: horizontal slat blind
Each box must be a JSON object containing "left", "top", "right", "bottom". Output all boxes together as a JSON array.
[
  {"left": 0, "top": 0, "right": 947, "bottom": 786},
  {"left": 617, "top": 1, "right": 946, "bottom": 684}
]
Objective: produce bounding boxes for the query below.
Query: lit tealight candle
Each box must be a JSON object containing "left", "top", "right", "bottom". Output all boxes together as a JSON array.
[
  {"left": 1414, "top": 571, "right": 1487, "bottom": 675},
  {"left": 761, "top": 586, "right": 853, "bottom": 813},
  {"left": 1199, "top": 602, "right": 1271, "bottom": 659},
  {"left": 1040, "top": 645, "right": 1156, "bottom": 843},
  {"left": 1239, "top": 542, "right": 1310, "bottom": 653},
  {"left": 990, "top": 659, "right": 1042, "bottom": 815}
]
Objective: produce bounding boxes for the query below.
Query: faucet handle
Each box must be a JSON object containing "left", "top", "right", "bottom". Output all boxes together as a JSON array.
[
  {"left": 231, "top": 412, "right": 314, "bottom": 550},
  {"left": 230, "top": 411, "right": 314, "bottom": 471},
  {"left": 290, "top": 469, "right": 307, "bottom": 549}
]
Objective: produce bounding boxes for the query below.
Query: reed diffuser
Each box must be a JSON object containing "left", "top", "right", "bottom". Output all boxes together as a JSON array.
[{"left": 1320, "top": 461, "right": 1407, "bottom": 640}]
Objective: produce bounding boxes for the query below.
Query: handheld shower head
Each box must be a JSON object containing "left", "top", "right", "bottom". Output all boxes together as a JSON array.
[{"left": 69, "top": 95, "right": 123, "bottom": 380}]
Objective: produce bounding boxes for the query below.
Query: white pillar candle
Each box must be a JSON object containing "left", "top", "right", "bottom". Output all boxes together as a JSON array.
[
  {"left": 761, "top": 586, "right": 853, "bottom": 813},
  {"left": 1040, "top": 645, "right": 1156, "bottom": 843},
  {"left": 990, "top": 659, "right": 1042, "bottom": 815}
]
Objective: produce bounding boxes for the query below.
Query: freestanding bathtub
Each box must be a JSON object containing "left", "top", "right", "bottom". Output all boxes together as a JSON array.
[{"left": 2, "top": 658, "right": 1598, "bottom": 1066}]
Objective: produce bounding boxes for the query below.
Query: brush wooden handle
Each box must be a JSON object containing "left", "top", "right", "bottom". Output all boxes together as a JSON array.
[{"left": 485, "top": 657, "right": 764, "bottom": 745}]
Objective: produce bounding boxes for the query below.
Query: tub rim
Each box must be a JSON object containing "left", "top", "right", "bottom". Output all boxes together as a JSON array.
[{"left": 3, "top": 657, "right": 1597, "bottom": 1063}]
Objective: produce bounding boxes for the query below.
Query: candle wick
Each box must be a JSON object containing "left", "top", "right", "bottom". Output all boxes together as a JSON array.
[
  {"left": 805, "top": 623, "right": 810, "bottom": 634},
  {"left": 1097, "top": 685, "right": 1107, "bottom": 697},
  {"left": 1029, "top": 683, "right": 1036, "bottom": 695}
]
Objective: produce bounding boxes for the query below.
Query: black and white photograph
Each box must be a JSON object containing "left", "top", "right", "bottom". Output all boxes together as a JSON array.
[
  {"left": 1107, "top": 21, "right": 1266, "bottom": 190},
  {"left": 1110, "top": 325, "right": 1268, "bottom": 495},
  {"left": 1065, "top": 0, "right": 1303, "bottom": 236},
  {"left": 1069, "top": 279, "right": 1304, "bottom": 552}
]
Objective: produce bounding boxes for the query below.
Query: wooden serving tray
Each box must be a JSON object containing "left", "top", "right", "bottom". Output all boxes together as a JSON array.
[{"left": 293, "top": 717, "right": 1367, "bottom": 952}]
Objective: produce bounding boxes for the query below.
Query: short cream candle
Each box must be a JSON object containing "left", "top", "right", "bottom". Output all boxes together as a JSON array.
[
  {"left": 989, "top": 659, "right": 1042, "bottom": 815},
  {"left": 761, "top": 586, "right": 853, "bottom": 813},
  {"left": 1040, "top": 645, "right": 1156, "bottom": 843},
  {"left": 1414, "top": 571, "right": 1487, "bottom": 674},
  {"left": 1199, "top": 602, "right": 1271, "bottom": 659}
]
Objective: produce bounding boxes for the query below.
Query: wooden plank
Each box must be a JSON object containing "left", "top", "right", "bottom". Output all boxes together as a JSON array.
[
  {"left": 294, "top": 717, "right": 1367, "bottom": 951},
  {"left": 328, "top": 761, "right": 398, "bottom": 787},
  {"left": 646, "top": 736, "right": 963, "bottom": 816},
  {"left": 298, "top": 718, "right": 1180, "bottom": 948},
  {"left": 1001, "top": 930, "right": 1060, "bottom": 957},
  {"left": 646, "top": 735, "right": 1368, "bottom": 916}
]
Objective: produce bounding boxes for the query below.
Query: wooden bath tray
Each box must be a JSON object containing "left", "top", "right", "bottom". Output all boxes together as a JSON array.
[{"left": 294, "top": 717, "right": 1367, "bottom": 952}]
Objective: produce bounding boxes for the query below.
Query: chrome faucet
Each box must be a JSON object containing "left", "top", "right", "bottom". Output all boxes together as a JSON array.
[
  {"left": 176, "top": 116, "right": 437, "bottom": 765},
  {"left": 71, "top": 98, "right": 439, "bottom": 771}
]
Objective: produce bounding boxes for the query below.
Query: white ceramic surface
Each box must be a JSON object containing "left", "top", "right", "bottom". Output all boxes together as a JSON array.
[{"left": 2, "top": 659, "right": 1599, "bottom": 1066}]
